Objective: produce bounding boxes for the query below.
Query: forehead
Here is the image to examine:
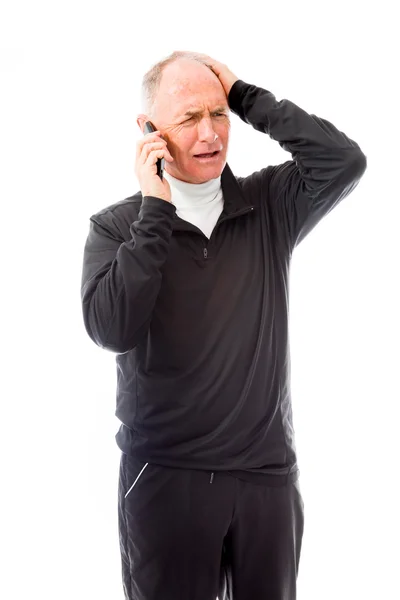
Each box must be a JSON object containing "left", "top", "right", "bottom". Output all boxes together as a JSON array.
[{"left": 156, "top": 61, "right": 228, "bottom": 120}]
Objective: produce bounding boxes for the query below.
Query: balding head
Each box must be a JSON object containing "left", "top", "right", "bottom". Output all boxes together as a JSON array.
[
  {"left": 141, "top": 51, "right": 218, "bottom": 116},
  {"left": 152, "top": 58, "right": 225, "bottom": 121}
]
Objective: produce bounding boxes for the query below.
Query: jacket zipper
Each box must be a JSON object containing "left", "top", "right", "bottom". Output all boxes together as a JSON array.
[
  {"left": 219, "top": 206, "right": 254, "bottom": 224},
  {"left": 203, "top": 205, "right": 255, "bottom": 260}
]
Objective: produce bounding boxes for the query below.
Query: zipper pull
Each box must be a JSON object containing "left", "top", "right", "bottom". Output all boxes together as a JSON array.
[
  {"left": 210, "top": 472, "right": 214, "bottom": 484},
  {"left": 204, "top": 247, "right": 208, "bottom": 259}
]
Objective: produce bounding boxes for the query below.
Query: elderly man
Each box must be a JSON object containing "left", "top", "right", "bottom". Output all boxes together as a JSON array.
[{"left": 80, "top": 51, "right": 367, "bottom": 600}]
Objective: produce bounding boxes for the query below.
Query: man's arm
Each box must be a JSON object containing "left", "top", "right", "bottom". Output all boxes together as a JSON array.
[
  {"left": 80, "top": 197, "right": 176, "bottom": 354},
  {"left": 227, "top": 79, "right": 367, "bottom": 248}
]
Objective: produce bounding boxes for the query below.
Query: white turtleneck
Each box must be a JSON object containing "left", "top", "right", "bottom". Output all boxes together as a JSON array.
[{"left": 163, "top": 169, "right": 224, "bottom": 239}]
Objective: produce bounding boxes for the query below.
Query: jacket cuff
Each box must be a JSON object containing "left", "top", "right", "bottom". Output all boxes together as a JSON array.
[
  {"left": 142, "top": 196, "right": 176, "bottom": 214},
  {"left": 227, "top": 79, "right": 251, "bottom": 115}
]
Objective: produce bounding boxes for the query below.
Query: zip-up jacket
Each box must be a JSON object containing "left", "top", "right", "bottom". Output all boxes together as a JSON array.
[{"left": 80, "top": 79, "right": 367, "bottom": 482}]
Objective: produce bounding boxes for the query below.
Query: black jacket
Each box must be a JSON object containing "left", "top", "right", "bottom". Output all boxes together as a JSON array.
[{"left": 81, "top": 80, "right": 367, "bottom": 483}]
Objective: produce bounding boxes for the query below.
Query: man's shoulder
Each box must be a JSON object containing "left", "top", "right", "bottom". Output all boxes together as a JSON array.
[
  {"left": 232, "top": 161, "right": 296, "bottom": 208},
  {"left": 235, "top": 161, "right": 292, "bottom": 188},
  {"left": 92, "top": 190, "right": 142, "bottom": 219},
  {"left": 89, "top": 190, "right": 143, "bottom": 240}
]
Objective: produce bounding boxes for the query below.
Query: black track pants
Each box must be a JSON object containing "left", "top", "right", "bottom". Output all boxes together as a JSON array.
[{"left": 118, "top": 452, "right": 304, "bottom": 600}]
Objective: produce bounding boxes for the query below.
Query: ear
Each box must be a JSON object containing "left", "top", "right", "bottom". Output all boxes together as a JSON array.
[{"left": 137, "top": 114, "right": 148, "bottom": 133}]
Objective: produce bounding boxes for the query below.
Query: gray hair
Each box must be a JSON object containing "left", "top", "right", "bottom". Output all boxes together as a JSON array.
[{"left": 141, "top": 51, "right": 212, "bottom": 117}]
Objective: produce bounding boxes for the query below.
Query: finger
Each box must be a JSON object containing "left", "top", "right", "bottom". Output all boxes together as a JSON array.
[
  {"left": 140, "top": 142, "right": 173, "bottom": 163},
  {"left": 136, "top": 136, "right": 166, "bottom": 160},
  {"left": 136, "top": 131, "right": 163, "bottom": 154},
  {"left": 144, "top": 148, "right": 173, "bottom": 168},
  {"left": 141, "top": 141, "right": 166, "bottom": 156}
]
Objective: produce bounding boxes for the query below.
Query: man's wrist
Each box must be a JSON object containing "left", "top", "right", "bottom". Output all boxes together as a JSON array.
[
  {"left": 227, "top": 79, "right": 248, "bottom": 111},
  {"left": 220, "top": 74, "right": 240, "bottom": 98}
]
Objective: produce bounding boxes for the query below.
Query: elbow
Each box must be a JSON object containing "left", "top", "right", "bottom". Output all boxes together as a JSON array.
[
  {"left": 103, "top": 320, "right": 150, "bottom": 354},
  {"left": 82, "top": 311, "right": 137, "bottom": 354},
  {"left": 354, "top": 149, "right": 367, "bottom": 177},
  {"left": 83, "top": 322, "right": 137, "bottom": 354},
  {"left": 348, "top": 149, "right": 367, "bottom": 180},
  {"left": 101, "top": 342, "right": 137, "bottom": 355},
  {"left": 81, "top": 300, "right": 148, "bottom": 355},
  {"left": 86, "top": 328, "right": 134, "bottom": 354},
  {"left": 340, "top": 149, "right": 367, "bottom": 191},
  {"left": 98, "top": 335, "right": 138, "bottom": 355}
]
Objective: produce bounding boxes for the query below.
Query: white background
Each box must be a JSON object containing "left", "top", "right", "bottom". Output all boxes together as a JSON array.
[{"left": 1, "top": 1, "right": 399, "bottom": 599}]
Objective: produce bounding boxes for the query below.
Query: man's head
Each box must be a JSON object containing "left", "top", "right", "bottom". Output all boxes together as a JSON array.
[{"left": 137, "top": 51, "right": 231, "bottom": 184}]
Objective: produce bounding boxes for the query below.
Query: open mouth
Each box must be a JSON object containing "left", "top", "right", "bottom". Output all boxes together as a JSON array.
[{"left": 193, "top": 151, "right": 220, "bottom": 159}]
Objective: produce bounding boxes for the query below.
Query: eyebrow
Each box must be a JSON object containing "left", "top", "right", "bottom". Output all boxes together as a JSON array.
[{"left": 180, "top": 106, "right": 229, "bottom": 118}]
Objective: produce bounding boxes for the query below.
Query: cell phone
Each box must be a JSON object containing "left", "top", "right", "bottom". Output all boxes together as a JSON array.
[{"left": 143, "top": 121, "right": 164, "bottom": 180}]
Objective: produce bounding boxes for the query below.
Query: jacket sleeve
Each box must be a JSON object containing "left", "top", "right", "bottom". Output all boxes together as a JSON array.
[
  {"left": 228, "top": 80, "right": 367, "bottom": 249},
  {"left": 80, "top": 196, "right": 176, "bottom": 354}
]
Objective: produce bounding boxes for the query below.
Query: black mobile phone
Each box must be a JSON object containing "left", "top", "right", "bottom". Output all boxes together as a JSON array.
[{"left": 143, "top": 121, "right": 164, "bottom": 180}]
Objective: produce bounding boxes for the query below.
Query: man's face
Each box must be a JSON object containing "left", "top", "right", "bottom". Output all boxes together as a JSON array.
[{"left": 140, "top": 59, "right": 231, "bottom": 184}]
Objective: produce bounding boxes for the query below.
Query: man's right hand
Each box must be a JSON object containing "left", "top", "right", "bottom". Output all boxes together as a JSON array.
[{"left": 135, "top": 130, "right": 174, "bottom": 203}]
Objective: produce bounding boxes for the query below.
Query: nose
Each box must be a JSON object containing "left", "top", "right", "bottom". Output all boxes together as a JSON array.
[{"left": 197, "top": 117, "right": 218, "bottom": 144}]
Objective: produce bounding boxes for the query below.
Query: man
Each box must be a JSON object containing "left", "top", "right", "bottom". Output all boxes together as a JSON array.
[{"left": 80, "top": 51, "right": 367, "bottom": 600}]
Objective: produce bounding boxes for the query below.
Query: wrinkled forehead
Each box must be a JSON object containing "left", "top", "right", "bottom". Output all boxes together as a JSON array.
[{"left": 156, "top": 62, "right": 228, "bottom": 120}]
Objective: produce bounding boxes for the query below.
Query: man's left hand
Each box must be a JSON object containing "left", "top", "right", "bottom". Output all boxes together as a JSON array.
[
  {"left": 201, "top": 54, "right": 239, "bottom": 98},
  {"left": 179, "top": 52, "right": 240, "bottom": 99}
]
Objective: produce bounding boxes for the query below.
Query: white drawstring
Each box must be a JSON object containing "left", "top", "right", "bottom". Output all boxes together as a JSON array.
[{"left": 124, "top": 462, "right": 149, "bottom": 498}]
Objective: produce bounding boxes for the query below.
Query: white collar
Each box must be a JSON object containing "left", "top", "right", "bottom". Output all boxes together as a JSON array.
[{"left": 163, "top": 170, "right": 222, "bottom": 209}]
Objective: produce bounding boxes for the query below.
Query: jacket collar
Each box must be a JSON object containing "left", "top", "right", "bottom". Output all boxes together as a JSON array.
[{"left": 172, "top": 162, "right": 253, "bottom": 232}]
